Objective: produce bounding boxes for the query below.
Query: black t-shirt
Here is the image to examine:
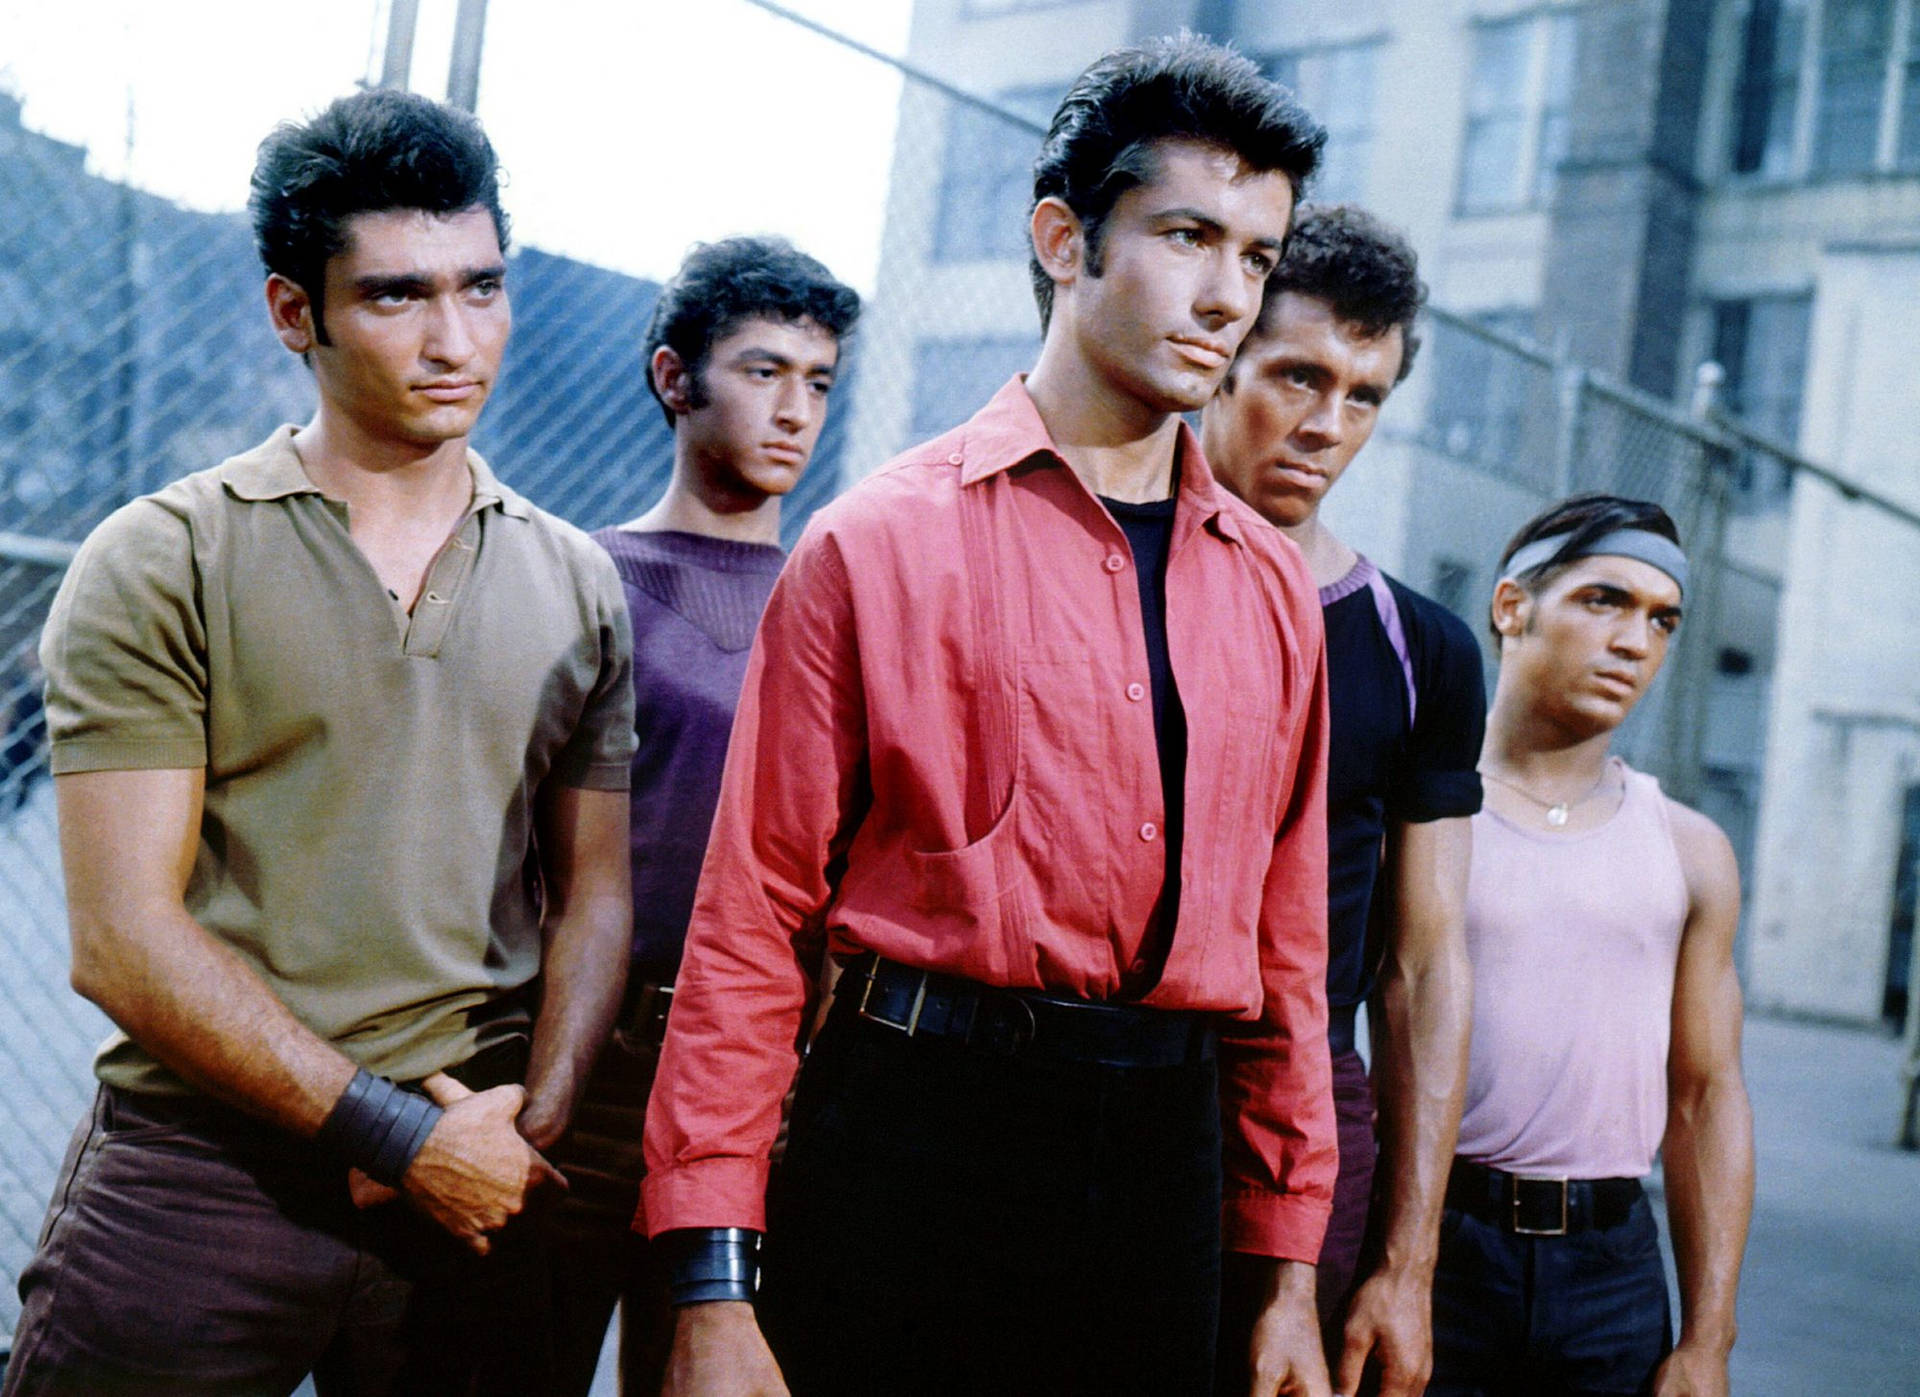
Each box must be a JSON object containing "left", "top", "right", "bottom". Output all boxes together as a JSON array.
[
  {"left": 1322, "top": 557, "right": 1486, "bottom": 1009},
  {"left": 1101, "top": 495, "right": 1187, "bottom": 981}
]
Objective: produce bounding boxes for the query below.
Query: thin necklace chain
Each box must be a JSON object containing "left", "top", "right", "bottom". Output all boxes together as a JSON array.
[{"left": 1481, "top": 763, "right": 1615, "bottom": 827}]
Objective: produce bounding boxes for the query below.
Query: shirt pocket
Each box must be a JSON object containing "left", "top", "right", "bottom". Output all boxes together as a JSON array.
[{"left": 901, "top": 644, "right": 1096, "bottom": 934}]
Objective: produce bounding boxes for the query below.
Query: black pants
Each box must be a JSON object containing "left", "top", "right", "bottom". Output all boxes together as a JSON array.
[
  {"left": 757, "top": 998, "right": 1223, "bottom": 1396},
  {"left": 5, "top": 1067, "right": 551, "bottom": 1396},
  {"left": 1427, "top": 1194, "right": 1673, "bottom": 1396}
]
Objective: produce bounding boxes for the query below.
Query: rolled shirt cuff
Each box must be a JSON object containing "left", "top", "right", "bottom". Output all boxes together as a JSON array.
[{"left": 1222, "top": 1185, "right": 1335, "bottom": 1263}]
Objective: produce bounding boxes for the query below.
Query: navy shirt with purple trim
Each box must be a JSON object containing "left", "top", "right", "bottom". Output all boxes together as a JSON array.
[{"left": 1322, "top": 556, "right": 1486, "bottom": 1010}]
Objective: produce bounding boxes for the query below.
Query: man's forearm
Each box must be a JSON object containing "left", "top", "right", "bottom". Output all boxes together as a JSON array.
[
  {"left": 522, "top": 889, "right": 630, "bottom": 1143},
  {"left": 74, "top": 901, "right": 357, "bottom": 1136},
  {"left": 1369, "top": 943, "right": 1471, "bottom": 1275},
  {"left": 1663, "top": 1077, "right": 1754, "bottom": 1352}
]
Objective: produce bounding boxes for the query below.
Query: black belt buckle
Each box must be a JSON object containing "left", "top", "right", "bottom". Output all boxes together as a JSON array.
[
  {"left": 858, "top": 961, "right": 930, "bottom": 1035},
  {"left": 1511, "top": 1176, "right": 1570, "bottom": 1236}
]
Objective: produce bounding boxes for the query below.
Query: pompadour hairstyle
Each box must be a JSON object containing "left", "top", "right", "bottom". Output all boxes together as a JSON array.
[
  {"left": 1248, "top": 202, "right": 1427, "bottom": 384},
  {"left": 1490, "top": 493, "right": 1683, "bottom": 640},
  {"left": 643, "top": 236, "right": 862, "bottom": 428},
  {"left": 249, "top": 89, "right": 507, "bottom": 345},
  {"left": 1028, "top": 34, "right": 1325, "bottom": 330}
]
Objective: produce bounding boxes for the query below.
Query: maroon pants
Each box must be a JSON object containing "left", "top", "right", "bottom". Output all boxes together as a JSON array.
[
  {"left": 3, "top": 1084, "right": 552, "bottom": 1397},
  {"left": 1316, "top": 1048, "right": 1379, "bottom": 1333}
]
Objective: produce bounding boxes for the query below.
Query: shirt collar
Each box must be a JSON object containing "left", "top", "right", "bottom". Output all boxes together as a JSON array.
[
  {"left": 222, "top": 424, "right": 532, "bottom": 520},
  {"left": 954, "top": 377, "right": 1243, "bottom": 545}
]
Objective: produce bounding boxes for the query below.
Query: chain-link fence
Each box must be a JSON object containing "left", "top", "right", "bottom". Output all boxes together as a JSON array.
[{"left": 0, "top": 2, "right": 1890, "bottom": 1345}]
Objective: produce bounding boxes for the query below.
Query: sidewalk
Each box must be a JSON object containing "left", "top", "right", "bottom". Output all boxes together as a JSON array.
[{"left": 1705, "top": 1012, "right": 1920, "bottom": 1394}]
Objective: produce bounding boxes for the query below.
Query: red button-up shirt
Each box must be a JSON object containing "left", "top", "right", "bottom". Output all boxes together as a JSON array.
[{"left": 640, "top": 379, "right": 1335, "bottom": 1260}]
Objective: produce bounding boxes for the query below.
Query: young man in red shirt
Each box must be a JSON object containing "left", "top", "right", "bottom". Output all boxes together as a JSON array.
[{"left": 644, "top": 37, "right": 1337, "bottom": 1397}]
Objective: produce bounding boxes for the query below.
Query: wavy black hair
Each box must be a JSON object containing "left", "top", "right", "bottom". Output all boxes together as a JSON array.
[
  {"left": 1246, "top": 202, "right": 1427, "bottom": 383},
  {"left": 249, "top": 89, "right": 508, "bottom": 344},
  {"left": 643, "top": 237, "right": 861, "bottom": 428},
  {"left": 1029, "top": 34, "right": 1324, "bottom": 330},
  {"left": 1491, "top": 493, "right": 1683, "bottom": 640}
]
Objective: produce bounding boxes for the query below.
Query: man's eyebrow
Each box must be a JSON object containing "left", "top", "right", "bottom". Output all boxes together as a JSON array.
[
  {"left": 352, "top": 272, "right": 434, "bottom": 299},
  {"left": 1149, "top": 206, "right": 1223, "bottom": 231},
  {"left": 732, "top": 348, "right": 796, "bottom": 368},
  {"left": 462, "top": 263, "right": 507, "bottom": 285}
]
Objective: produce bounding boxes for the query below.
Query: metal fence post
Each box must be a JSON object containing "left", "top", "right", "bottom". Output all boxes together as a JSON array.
[{"left": 1552, "top": 359, "right": 1586, "bottom": 498}]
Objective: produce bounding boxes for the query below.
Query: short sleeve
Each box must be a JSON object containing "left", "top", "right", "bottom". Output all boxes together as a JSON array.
[
  {"left": 1384, "top": 582, "right": 1486, "bottom": 823},
  {"left": 548, "top": 544, "right": 637, "bottom": 791},
  {"left": 41, "top": 499, "right": 209, "bottom": 774}
]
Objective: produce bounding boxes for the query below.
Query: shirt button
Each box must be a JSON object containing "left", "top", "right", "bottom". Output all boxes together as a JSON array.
[
  {"left": 1140, "top": 822, "right": 1158, "bottom": 842},
  {"left": 947, "top": 452, "right": 964, "bottom": 465},
  {"left": 1126, "top": 682, "right": 1146, "bottom": 702},
  {"left": 1104, "top": 554, "right": 1126, "bottom": 573}
]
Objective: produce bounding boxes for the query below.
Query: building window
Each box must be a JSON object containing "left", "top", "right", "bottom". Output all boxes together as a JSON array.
[
  {"left": 1732, "top": 0, "right": 1811, "bottom": 175},
  {"left": 934, "top": 87, "right": 1058, "bottom": 264},
  {"left": 911, "top": 336, "right": 1040, "bottom": 439},
  {"left": 1458, "top": 10, "right": 1579, "bottom": 214},
  {"left": 1815, "top": 0, "right": 1896, "bottom": 173},
  {"left": 1424, "top": 310, "right": 1537, "bottom": 469},
  {"left": 1711, "top": 293, "right": 1812, "bottom": 444},
  {"left": 1262, "top": 42, "right": 1382, "bottom": 205},
  {"left": 1730, "top": 0, "right": 1920, "bottom": 177}
]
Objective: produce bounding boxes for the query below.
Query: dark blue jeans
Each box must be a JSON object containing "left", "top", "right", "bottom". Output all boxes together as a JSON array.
[
  {"left": 1428, "top": 1193, "right": 1673, "bottom": 1396},
  {"left": 757, "top": 1000, "right": 1223, "bottom": 1396}
]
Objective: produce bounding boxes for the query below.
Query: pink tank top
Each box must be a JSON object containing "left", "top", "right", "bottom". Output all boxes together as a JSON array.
[{"left": 1456, "top": 761, "right": 1689, "bottom": 1179}]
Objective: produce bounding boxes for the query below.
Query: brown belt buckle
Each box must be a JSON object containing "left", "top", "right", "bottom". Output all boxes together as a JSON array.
[
  {"left": 858, "top": 962, "right": 929, "bottom": 1036},
  {"left": 1511, "top": 1176, "right": 1570, "bottom": 1236}
]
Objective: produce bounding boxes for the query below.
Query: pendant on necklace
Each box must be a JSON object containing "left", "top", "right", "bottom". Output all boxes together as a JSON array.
[{"left": 1546, "top": 804, "right": 1570, "bottom": 827}]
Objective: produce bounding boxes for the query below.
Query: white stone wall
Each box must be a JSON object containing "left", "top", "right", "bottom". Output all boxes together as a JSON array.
[{"left": 1747, "top": 246, "right": 1920, "bottom": 1019}]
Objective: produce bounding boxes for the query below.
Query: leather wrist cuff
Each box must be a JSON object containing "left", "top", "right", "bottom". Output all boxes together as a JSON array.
[
  {"left": 315, "top": 1068, "right": 444, "bottom": 1188},
  {"left": 660, "top": 1226, "right": 761, "bottom": 1306}
]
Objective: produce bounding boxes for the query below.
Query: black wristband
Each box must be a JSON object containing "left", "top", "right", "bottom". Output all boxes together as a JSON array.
[
  {"left": 315, "top": 1068, "right": 445, "bottom": 1189},
  {"left": 659, "top": 1227, "right": 761, "bottom": 1306}
]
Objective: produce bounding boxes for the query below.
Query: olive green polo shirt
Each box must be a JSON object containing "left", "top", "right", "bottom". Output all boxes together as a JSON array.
[{"left": 41, "top": 426, "right": 637, "bottom": 1096}]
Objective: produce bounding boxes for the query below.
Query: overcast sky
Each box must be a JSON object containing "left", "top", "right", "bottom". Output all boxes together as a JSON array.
[{"left": 0, "top": 0, "right": 912, "bottom": 292}]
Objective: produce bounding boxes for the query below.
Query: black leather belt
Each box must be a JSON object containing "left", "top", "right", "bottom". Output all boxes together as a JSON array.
[
  {"left": 833, "top": 953, "right": 1214, "bottom": 1068},
  {"left": 1446, "top": 1158, "right": 1642, "bottom": 1237},
  {"left": 617, "top": 978, "right": 674, "bottom": 1047}
]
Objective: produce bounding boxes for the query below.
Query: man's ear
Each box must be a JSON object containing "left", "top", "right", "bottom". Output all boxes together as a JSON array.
[
  {"left": 1490, "top": 577, "right": 1531, "bottom": 640},
  {"left": 1030, "top": 196, "right": 1084, "bottom": 294},
  {"left": 265, "top": 274, "right": 316, "bottom": 355},
  {"left": 651, "top": 345, "right": 695, "bottom": 417}
]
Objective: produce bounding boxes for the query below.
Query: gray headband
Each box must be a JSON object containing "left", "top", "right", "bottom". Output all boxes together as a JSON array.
[{"left": 1500, "top": 528, "right": 1688, "bottom": 596}]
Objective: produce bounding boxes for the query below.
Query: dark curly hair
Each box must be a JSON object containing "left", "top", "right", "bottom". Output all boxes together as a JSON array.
[
  {"left": 1029, "top": 34, "right": 1324, "bottom": 331},
  {"left": 643, "top": 237, "right": 861, "bottom": 428},
  {"left": 1490, "top": 493, "right": 1683, "bottom": 640},
  {"left": 1249, "top": 203, "right": 1426, "bottom": 383},
  {"left": 249, "top": 89, "right": 508, "bottom": 344}
]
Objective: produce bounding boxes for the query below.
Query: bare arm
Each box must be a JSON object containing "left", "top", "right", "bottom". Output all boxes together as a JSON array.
[
  {"left": 1338, "top": 815, "right": 1473, "bottom": 1397},
  {"left": 518, "top": 782, "right": 632, "bottom": 1150},
  {"left": 1653, "top": 805, "right": 1753, "bottom": 1397},
  {"left": 59, "top": 766, "right": 358, "bottom": 1131},
  {"left": 60, "top": 765, "right": 565, "bottom": 1252}
]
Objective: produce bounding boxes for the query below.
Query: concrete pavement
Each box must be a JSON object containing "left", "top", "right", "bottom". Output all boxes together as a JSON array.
[{"left": 1706, "top": 1013, "right": 1920, "bottom": 1394}]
